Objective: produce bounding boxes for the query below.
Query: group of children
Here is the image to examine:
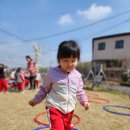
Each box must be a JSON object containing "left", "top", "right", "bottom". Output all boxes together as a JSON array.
[{"left": 0, "top": 66, "right": 41, "bottom": 94}]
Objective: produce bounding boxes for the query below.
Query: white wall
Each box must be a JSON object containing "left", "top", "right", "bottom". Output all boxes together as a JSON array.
[{"left": 93, "top": 35, "right": 130, "bottom": 60}]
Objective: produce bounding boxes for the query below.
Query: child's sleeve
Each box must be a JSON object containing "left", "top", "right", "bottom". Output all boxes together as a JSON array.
[
  {"left": 76, "top": 75, "right": 88, "bottom": 105},
  {"left": 32, "top": 71, "right": 52, "bottom": 105}
]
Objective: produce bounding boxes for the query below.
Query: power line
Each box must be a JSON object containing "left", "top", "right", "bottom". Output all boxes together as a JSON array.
[
  {"left": 82, "top": 18, "right": 130, "bottom": 41},
  {"left": 0, "top": 9, "right": 130, "bottom": 43},
  {"left": 23, "top": 17, "right": 128, "bottom": 56},
  {"left": 0, "top": 17, "right": 128, "bottom": 62},
  {"left": 24, "top": 10, "right": 130, "bottom": 41},
  {"left": 0, "top": 18, "right": 129, "bottom": 67},
  {"left": 0, "top": 28, "right": 24, "bottom": 41}
]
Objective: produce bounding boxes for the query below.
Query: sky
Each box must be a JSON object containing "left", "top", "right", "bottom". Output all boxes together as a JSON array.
[{"left": 0, "top": 0, "right": 130, "bottom": 68}]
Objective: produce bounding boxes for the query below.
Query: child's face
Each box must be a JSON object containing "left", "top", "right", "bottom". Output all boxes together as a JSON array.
[
  {"left": 59, "top": 56, "right": 78, "bottom": 73},
  {"left": 0, "top": 64, "right": 3, "bottom": 68},
  {"left": 26, "top": 58, "right": 30, "bottom": 62}
]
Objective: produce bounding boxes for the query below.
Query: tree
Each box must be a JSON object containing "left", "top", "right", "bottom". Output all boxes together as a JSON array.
[{"left": 33, "top": 44, "right": 42, "bottom": 63}]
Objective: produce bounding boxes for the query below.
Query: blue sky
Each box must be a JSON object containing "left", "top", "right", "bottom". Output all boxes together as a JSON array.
[{"left": 0, "top": 0, "right": 130, "bottom": 68}]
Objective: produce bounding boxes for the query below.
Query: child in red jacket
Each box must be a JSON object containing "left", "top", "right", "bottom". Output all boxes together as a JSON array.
[
  {"left": 0, "top": 64, "right": 8, "bottom": 94},
  {"left": 15, "top": 67, "right": 25, "bottom": 93}
]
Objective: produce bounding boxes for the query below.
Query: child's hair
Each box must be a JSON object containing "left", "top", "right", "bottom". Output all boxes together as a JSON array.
[
  {"left": 16, "top": 67, "right": 22, "bottom": 73},
  {"left": 0, "top": 64, "right": 4, "bottom": 68},
  {"left": 57, "top": 40, "right": 80, "bottom": 63},
  {"left": 26, "top": 55, "right": 32, "bottom": 60}
]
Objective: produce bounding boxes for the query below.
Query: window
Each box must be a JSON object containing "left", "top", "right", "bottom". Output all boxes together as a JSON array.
[
  {"left": 98, "top": 42, "right": 105, "bottom": 50},
  {"left": 115, "top": 40, "right": 124, "bottom": 49}
]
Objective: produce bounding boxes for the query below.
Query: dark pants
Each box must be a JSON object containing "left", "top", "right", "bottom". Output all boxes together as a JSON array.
[{"left": 29, "top": 75, "right": 36, "bottom": 89}]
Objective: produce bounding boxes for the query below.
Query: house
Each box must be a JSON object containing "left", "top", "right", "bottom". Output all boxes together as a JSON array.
[{"left": 92, "top": 32, "right": 130, "bottom": 80}]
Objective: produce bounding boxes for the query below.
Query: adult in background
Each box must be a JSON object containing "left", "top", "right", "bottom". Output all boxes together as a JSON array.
[{"left": 25, "top": 55, "right": 37, "bottom": 90}]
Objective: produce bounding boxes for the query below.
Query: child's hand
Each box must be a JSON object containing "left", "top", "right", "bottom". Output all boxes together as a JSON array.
[
  {"left": 28, "top": 100, "right": 36, "bottom": 107},
  {"left": 82, "top": 101, "right": 89, "bottom": 111}
]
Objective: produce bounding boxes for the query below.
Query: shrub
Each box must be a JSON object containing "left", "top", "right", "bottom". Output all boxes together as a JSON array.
[{"left": 121, "top": 72, "right": 129, "bottom": 81}]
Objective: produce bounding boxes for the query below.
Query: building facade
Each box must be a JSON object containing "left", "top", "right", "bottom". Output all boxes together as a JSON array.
[{"left": 92, "top": 32, "right": 130, "bottom": 80}]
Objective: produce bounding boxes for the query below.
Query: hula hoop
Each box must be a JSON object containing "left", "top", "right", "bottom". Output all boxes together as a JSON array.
[
  {"left": 73, "top": 128, "right": 78, "bottom": 130},
  {"left": 34, "top": 112, "right": 48, "bottom": 126},
  {"left": 33, "top": 126, "right": 78, "bottom": 130},
  {"left": 88, "top": 97, "right": 109, "bottom": 104},
  {"left": 73, "top": 114, "right": 80, "bottom": 125},
  {"left": 103, "top": 105, "right": 130, "bottom": 116},
  {"left": 34, "top": 112, "right": 80, "bottom": 126},
  {"left": 33, "top": 126, "right": 49, "bottom": 130}
]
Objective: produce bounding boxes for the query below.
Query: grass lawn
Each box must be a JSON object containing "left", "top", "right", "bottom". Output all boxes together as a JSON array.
[{"left": 0, "top": 87, "right": 130, "bottom": 130}]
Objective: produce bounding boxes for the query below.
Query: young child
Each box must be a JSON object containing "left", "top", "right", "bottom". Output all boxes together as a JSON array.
[
  {"left": 9, "top": 69, "right": 17, "bottom": 89},
  {"left": 29, "top": 40, "right": 89, "bottom": 130},
  {"left": 0, "top": 64, "right": 8, "bottom": 94},
  {"left": 24, "top": 71, "right": 30, "bottom": 87},
  {"left": 15, "top": 67, "right": 25, "bottom": 93},
  {"left": 35, "top": 72, "right": 41, "bottom": 88}
]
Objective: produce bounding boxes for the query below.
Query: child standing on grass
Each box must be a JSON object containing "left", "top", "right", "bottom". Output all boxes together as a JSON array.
[
  {"left": 29, "top": 40, "right": 89, "bottom": 130},
  {"left": 24, "top": 71, "right": 30, "bottom": 87},
  {"left": 35, "top": 72, "right": 41, "bottom": 88},
  {"left": 9, "top": 69, "right": 16, "bottom": 89},
  {"left": 15, "top": 67, "right": 25, "bottom": 93},
  {"left": 0, "top": 64, "right": 8, "bottom": 94}
]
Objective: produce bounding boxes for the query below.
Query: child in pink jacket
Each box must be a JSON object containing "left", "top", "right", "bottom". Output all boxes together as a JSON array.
[{"left": 29, "top": 40, "right": 89, "bottom": 130}]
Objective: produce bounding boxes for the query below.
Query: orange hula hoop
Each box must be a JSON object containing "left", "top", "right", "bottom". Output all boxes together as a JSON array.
[{"left": 34, "top": 111, "right": 80, "bottom": 126}]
